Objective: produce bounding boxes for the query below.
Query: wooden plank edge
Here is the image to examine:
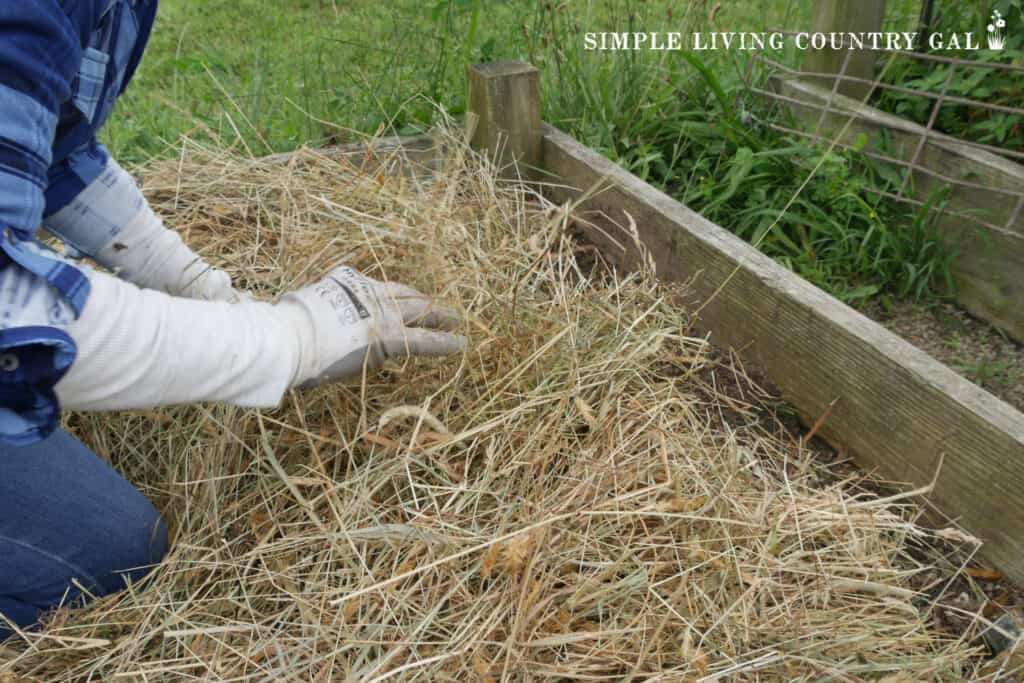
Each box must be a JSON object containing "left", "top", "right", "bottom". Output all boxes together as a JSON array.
[
  {"left": 262, "top": 133, "right": 441, "bottom": 171},
  {"left": 539, "top": 121, "right": 1024, "bottom": 581},
  {"left": 771, "top": 76, "right": 1024, "bottom": 341}
]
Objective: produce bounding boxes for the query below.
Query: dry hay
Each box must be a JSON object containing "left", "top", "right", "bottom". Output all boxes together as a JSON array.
[{"left": 0, "top": 130, "right": 997, "bottom": 680}]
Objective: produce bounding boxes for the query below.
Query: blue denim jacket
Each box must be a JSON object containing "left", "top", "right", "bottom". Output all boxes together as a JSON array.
[{"left": 0, "top": 0, "right": 157, "bottom": 444}]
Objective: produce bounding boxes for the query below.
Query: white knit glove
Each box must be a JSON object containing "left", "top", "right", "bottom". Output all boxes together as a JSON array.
[
  {"left": 55, "top": 265, "right": 465, "bottom": 411},
  {"left": 280, "top": 266, "right": 466, "bottom": 388},
  {"left": 44, "top": 157, "right": 242, "bottom": 302}
]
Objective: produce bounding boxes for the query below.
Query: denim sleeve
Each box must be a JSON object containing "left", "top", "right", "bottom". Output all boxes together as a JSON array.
[
  {"left": 0, "top": 2, "right": 100, "bottom": 445},
  {"left": 0, "top": 3, "right": 85, "bottom": 236}
]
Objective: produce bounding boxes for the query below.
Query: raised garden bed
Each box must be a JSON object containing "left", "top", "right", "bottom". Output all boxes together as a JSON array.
[{"left": 3, "top": 59, "right": 1023, "bottom": 682}]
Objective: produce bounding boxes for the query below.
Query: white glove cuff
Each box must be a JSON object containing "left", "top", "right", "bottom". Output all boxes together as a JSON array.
[
  {"left": 44, "top": 157, "right": 238, "bottom": 302},
  {"left": 44, "top": 158, "right": 146, "bottom": 256}
]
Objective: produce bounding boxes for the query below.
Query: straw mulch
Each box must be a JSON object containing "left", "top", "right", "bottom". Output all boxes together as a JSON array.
[{"left": 1, "top": 131, "right": 996, "bottom": 680}]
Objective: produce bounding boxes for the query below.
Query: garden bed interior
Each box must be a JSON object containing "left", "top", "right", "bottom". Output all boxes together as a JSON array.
[{"left": 0, "top": 114, "right": 1020, "bottom": 679}]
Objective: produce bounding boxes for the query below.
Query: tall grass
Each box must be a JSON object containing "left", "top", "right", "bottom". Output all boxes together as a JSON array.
[{"left": 524, "top": 2, "right": 956, "bottom": 305}]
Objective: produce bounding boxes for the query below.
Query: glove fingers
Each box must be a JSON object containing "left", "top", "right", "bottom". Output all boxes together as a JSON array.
[
  {"left": 379, "top": 282, "right": 462, "bottom": 331},
  {"left": 398, "top": 298, "right": 463, "bottom": 331},
  {"left": 384, "top": 328, "right": 467, "bottom": 359},
  {"left": 183, "top": 267, "right": 244, "bottom": 303}
]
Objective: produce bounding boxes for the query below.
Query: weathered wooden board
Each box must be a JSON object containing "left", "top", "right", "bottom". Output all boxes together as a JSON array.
[
  {"left": 539, "top": 122, "right": 1024, "bottom": 582},
  {"left": 468, "top": 61, "right": 542, "bottom": 179},
  {"left": 264, "top": 134, "right": 442, "bottom": 177},
  {"left": 775, "top": 76, "right": 1024, "bottom": 342},
  {"left": 801, "top": 0, "right": 887, "bottom": 100}
]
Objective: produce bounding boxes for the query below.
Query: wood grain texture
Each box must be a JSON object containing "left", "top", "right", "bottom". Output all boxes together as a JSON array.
[
  {"left": 801, "top": 0, "right": 887, "bottom": 99},
  {"left": 467, "top": 61, "right": 542, "bottom": 179},
  {"left": 540, "top": 122, "right": 1024, "bottom": 582},
  {"left": 264, "top": 134, "right": 441, "bottom": 176},
  {"left": 777, "top": 77, "right": 1024, "bottom": 341}
]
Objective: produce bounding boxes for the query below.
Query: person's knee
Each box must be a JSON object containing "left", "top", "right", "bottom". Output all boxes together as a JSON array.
[
  {"left": 1, "top": 429, "right": 168, "bottom": 635},
  {"left": 0, "top": 506, "right": 165, "bottom": 638},
  {"left": 91, "top": 493, "right": 168, "bottom": 596}
]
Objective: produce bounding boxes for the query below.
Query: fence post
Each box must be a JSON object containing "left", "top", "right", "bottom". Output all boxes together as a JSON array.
[
  {"left": 467, "top": 61, "right": 542, "bottom": 179},
  {"left": 801, "top": 0, "right": 887, "bottom": 100}
]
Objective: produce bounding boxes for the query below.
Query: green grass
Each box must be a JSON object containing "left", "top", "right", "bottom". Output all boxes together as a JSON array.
[
  {"left": 111, "top": 0, "right": 645, "bottom": 161},
  {"left": 106, "top": 0, "right": 817, "bottom": 160},
  {"left": 104, "top": 0, "right": 968, "bottom": 307}
]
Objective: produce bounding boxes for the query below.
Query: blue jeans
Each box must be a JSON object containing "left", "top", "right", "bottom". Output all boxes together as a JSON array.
[{"left": 0, "top": 429, "right": 167, "bottom": 639}]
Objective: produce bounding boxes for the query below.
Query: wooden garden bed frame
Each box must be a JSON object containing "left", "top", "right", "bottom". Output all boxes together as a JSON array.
[
  {"left": 753, "top": 0, "right": 1024, "bottom": 343},
  {"left": 322, "top": 60, "right": 1024, "bottom": 584},
  {"left": 767, "top": 75, "right": 1024, "bottom": 343},
  {"left": 464, "top": 60, "right": 1024, "bottom": 583}
]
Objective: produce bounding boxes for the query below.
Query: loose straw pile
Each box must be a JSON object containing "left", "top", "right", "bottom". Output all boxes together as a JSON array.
[{"left": 2, "top": 130, "right": 992, "bottom": 680}]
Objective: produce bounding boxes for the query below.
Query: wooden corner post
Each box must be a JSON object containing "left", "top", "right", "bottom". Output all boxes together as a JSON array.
[
  {"left": 467, "top": 61, "right": 542, "bottom": 178},
  {"left": 801, "top": 0, "right": 887, "bottom": 100}
]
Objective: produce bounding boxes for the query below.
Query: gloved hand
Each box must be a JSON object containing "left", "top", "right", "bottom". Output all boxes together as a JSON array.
[
  {"left": 279, "top": 266, "right": 466, "bottom": 387},
  {"left": 44, "top": 157, "right": 243, "bottom": 302},
  {"left": 55, "top": 263, "right": 465, "bottom": 411}
]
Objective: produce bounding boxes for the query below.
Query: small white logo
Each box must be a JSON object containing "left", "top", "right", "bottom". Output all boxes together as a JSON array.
[{"left": 987, "top": 9, "right": 1007, "bottom": 50}]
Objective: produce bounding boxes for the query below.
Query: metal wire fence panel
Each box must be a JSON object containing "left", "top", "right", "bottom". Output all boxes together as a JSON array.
[
  {"left": 746, "top": 35, "right": 1024, "bottom": 340},
  {"left": 755, "top": 55, "right": 1024, "bottom": 162},
  {"left": 750, "top": 52, "right": 1024, "bottom": 233}
]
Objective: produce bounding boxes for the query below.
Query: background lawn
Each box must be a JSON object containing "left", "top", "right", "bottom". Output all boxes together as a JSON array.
[{"left": 106, "top": 0, "right": 938, "bottom": 163}]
